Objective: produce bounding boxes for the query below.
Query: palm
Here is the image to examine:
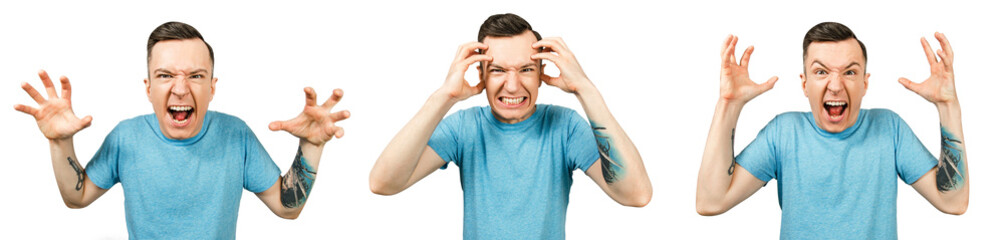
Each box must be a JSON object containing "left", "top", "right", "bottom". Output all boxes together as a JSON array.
[
  {"left": 719, "top": 35, "right": 777, "bottom": 104},
  {"left": 15, "top": 71, "right": 92, "bottom": 140},
  {"left": 270, "top": 88, "right": 350, "bottom": 146},
  {"left": 441, "top": 42, "right": 490, "bottom": 101},
  {"left": 900, "top": 33, "right": 957, "bottom": 104}
]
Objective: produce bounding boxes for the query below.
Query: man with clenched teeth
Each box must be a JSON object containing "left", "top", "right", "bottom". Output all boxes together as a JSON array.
[
  {"left": 14, "top": 22, "right": 349, "bottom": 239},
  {"left": 696, "top": 22, "right": 969, "bottom": 239},
  {"left": 369, "top": 13, "right": 652, "bottom": 239}
]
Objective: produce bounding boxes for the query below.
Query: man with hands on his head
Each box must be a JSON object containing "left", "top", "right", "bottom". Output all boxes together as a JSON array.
[
  {"left": 696, "top": 22, "right": 968, "bottom": 239},
  {"left": 14, "top": 22, "right": 350, "bottom": 239},
  {"left": 369, "top": 13, "right": 652, "bottom": 239}
]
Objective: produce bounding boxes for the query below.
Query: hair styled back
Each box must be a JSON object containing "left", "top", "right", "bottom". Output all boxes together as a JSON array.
[
  {"left": 478, "top": 13, "right": 542, "bottom": 42},
  {"left": 146, "top": 21, "right": 214, "bottom": 65},
  {"left": 802, "top": 22, "right": 867, "bottom": 62}
]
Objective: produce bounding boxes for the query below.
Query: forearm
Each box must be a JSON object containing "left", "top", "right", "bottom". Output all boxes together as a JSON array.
[
  {"left": 574, "top": 84, "right": 651, "bottom": 204},
  {"left": 48, "top": 138, "right": 87, "bottom": 208},
  {"left": 934, "top": 100, "right": 968, "bottom": 207},
  {"left": 278, "top": 140, "right": 323, "bottom": 211},
  {"left": 696, "top": 99, "right": 743, "bottom": 207},
  {"left": 370, "top": 91, "right": 454, "bottom": 194}
]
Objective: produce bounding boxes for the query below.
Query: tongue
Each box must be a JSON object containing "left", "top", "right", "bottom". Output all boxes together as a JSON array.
[
  {"left": 827, "top": 106, "right": 843, "bottom": 116},
  {"left": 172, "top": 111, "right": 190, "bottom": 121}
]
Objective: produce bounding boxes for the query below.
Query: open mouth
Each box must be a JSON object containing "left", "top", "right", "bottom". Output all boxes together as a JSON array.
[
  {"left": 498, "top": 96, "right": 527, "bottom": 107},
  {"left": 823, "top": 101, "right": 847, "bottom": 122},
  {"left": 168, "top": 105, "right": 194, "bottom": 125}
]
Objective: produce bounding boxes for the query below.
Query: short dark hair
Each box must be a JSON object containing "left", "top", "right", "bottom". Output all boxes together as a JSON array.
[
  {"left": 478, "top": 13, "right": 542, "bottom": 42},
  {"left": 146, "top": 21, "right": 214, "bottom": 65},
  {"left": 802, "top": 22, "right": 866, "bottom": 62}
]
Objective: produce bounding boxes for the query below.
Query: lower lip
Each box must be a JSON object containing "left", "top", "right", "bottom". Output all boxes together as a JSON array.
[
  {"left": 497, "top": 97, "right": 528, "bottom": 108},
  {"left": 168, "top": 112, "right": 193, "bottom": 128}
]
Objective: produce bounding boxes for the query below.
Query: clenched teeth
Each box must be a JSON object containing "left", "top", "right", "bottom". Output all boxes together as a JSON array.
[
  {"left": 501, "top": 97, "right": 525, "bottom": 105},
  {"left": 169, "top": 106, "right": 193, "bottom": 111}
]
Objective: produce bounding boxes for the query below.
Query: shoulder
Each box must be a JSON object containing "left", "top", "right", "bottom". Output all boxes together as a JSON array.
[
  {"left": 444, "top": 105, "right": 487, "bottom": 123},
  {"left": 540, "top": 104, "right": 584, "bottom": 121},
  {"left": 863, "top": 108, "right": 902, "bottom": 121},
  {"left": 771, "top": 111, "right": 809, "bottom": 126},
  {"left": 206, "top": 111, "right": 254, "bottom": 134}
]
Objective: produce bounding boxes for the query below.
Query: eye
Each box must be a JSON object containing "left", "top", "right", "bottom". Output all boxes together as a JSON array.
[
  {"left": 814, "top": 70, "right": 827, "bottom": 75},
  {"left": 190, "top": 74, "right": 204, "bottom": 79},
  {"left": 844, "top": 70, "right": 856, "bottom": 76},
  {"left": 157, "top": 74, "right": 172, "bottom": 78},
  {"left": 520, "top": 68, "right": 535, "bottom": 73},
  {"left": 490, "top": 69, "right": 505, "bottom": 73}
]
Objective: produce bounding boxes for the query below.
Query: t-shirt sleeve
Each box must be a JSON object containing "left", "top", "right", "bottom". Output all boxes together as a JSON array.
[
  {"left": 243, "top": 126, "right": 281, "bottom": 193},
  {"left": 428, "top": 111, "right": 463, "bottom": 169},
  {"left": 736, "top": 116, "right": 780, "bottom": 182},
  {"left": 891, "top": 112, "right": 938, "bottom": 184},
  {"left": 85, "top": 126, "right": 122, "bottom": 190},
  {"left": 565, "top": 110, "right": 600, "bottom": 172}
]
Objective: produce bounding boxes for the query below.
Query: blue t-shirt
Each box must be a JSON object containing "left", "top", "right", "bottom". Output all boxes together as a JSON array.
[
  {"left": 85, "top": 111, "right": 281, "bottom": 240},
  {"left": 736, "top": 109, "right": 937, "bottom": 239},
  {"left": 428, "top": 104, "right": 600, "bottom": 239}
]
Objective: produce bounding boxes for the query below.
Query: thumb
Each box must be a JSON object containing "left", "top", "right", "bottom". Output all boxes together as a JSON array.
[
  {"left": 898, "top": 77, "right": 920, "bottom": 93},
  {"left": 80, "top": 115, "right": 93, "bottom": 129},
  {"left": 268, "top": 121, "right": 284, "bottom": 131},
  {"left": 759, "top": 76, "right": 779, "bottom": 93}
]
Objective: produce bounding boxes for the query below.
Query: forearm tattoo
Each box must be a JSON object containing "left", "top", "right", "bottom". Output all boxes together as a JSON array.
[
  {"left": 728, "top": 128, "right": 736, "bottom": 175},
  {"left": 280, "top": 148, "right": 317, "bottom": 208},
  {"left": 592, "top": 122, "right": 624, "bottom": 183},
  {"left": 936, "top": 126, "right": 965, "bottom": 192},
  {"left": 67, "top": 157, "right": 84, "bottom": 191}
]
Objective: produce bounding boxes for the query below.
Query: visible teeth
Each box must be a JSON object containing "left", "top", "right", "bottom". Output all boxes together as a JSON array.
[
  {"left": 824, "top": 101, "right": 847, "bottom": 107},
  {"left": 169, "top": 106, "right": 193, "bottom": 111},
  {"left": 501, "top": 97, "right": 525, "bottom": 105}
]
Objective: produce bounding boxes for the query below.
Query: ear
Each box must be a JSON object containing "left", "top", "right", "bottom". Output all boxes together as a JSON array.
[
  {"left": 209, "top": 77, "right": 218, "bottom": 101},
  {"left": 863, "top": 72, "right": 870, "bottom": 95},
  {"left": 800, "top": 73, "right": 808, "bottom": 97},
  {"left": 144, "top": 78, "right": 153, "bottom": 103}
]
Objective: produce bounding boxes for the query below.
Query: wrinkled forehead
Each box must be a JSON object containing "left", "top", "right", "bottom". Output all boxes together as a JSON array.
[
  {"left": 482, "top": 31, "right": 539, "bottom": 68},
  {"left": 804, "top": 38, "right": 866, "bottom": 70},
  {"left": 148, "top": 39, "right": 213, "bottom": 73}
]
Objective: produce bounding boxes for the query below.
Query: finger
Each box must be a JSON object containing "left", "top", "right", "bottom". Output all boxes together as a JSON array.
[
  {"left": 457, "top": 42, "right": 489, "bottom": 60},
  {"left": 727, "top": 36, "right": 738, "bottom": 65},
  {"left": 13, "top": 104, "right": 39, "bottom": 117},
  {"left": 268, "top": 121, "right": 285, "bottom": 131},
  {"left": 329, "top": 110, "right": 351, "bottom": 122},
  {"left": 935, "top": 32, "right": 954, "bottom": 64},
  {"left": 898, "top": 77, "right": 921, "bottom": 93},
  {"left": 460, "top": 54, "right": 493, "bottom": 68},
  {"left": 333, "top": 126, "right": 345, "bottom": 139},
  {"left": 720, "top": 35, "right": 733, "bottom": 61},
  {"left": 531, "top": 52, "right": 559, "bottom": 64},
  {"left": 60, "top": 76, "right": 72, "bottom": 101},
  {"left": 920, "top": 37, "right": 938, "bottom": 66},
  {"left": 758, "top": 76, "right": 779, "bottom": 93},
  {"left": 21, "top": 82, "right": 46, "bottom": 104},
  {"left": 541, "top": 73, "right": 560, "bottom": 87},
  {"left": 321, "top": 88, "right": 344, "bottom": 109},
  {"left": 472, "top": 79, "right": 485, "bottom": 94},
  {"left": 740, "top": 46, "right": 754, "bottom": 67},
  {"left": 303, "top": 87, "right": 317, "bottom": 107},
  {"left": 38, "top": 70, "right": 58, "bottom": 98},
  {"left": 79, "top": 115, "right": 93, "bottom": 129},
  {"left": 532, "top": 39, "right": 567, "bottom": 56}
]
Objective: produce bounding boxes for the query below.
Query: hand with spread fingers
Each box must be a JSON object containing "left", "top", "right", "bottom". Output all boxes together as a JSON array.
[
  {"left": 269, "top": 88, "right": 350, "bottom": 146},
  {"left": 899, "top": 32, "right": 958, "bottom": 106},
  {"left": 530, "top": 37, "right": 592, "bottom": 94},
  {"left": 14, "top": 70, "right": 93, "bottom": 141},
  {"left": 719, "top": 35, "right": 779, "bottom": 105},
  {"left": 439, "top": 42, "right": 493, "bottom": 102}
]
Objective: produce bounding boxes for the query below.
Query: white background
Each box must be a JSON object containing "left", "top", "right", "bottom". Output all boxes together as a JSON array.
[{"left": 1, "top": 0, "right": 1000, "bottom": 239}]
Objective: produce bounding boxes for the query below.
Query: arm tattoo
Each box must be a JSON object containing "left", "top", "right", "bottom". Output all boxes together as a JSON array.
[
  {"left": 592, "top": 122, "right": 624, "bottom": 183},
  {"left": 67, "top": 157, "right": 84, "bottom": 191},
  {"left": 280, "top": 148, "right": 317, "bottom": 208},
  {"left": 936, "top": 126, "right": 965, "bottom": 192},
  {"left": 728, "top": 128, "right": 736, "bottom": 175}
]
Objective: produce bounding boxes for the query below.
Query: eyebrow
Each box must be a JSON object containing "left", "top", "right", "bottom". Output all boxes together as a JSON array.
[
  {"left": 153, "top": 68, "right": 209, "bottom": 75},
  {"left": 488, "top": 63, "right": 539, "bottom": 69},
  {"left": 810, "top": 60, "right": 861, "bottom": 70}
]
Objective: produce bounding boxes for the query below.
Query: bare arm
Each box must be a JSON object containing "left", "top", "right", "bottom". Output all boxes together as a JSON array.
[
  {"left": 369, "top": 42, "right": 492, "bottom": 195},
  {"left": 899, "top": 32, "right": 969, "bottom": 215},
  {"left": 695, "top": 35, "right": 778, "bottom": 216},
  {"left": 256, "top": 88, "right": 350, "bottom": 219},
  {"left": 15, "top": 70, "right": 108, "bottom": 208},
  {"left": 530, "top": 37, "right": 652, "bottom": 207}
]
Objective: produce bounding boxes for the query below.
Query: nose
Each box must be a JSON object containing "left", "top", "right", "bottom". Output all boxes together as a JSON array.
[
  {"left": 502, "top": 71, "right": 519, "bottom": 93},
  {"left": 170, "top": 77, "right": 190, "bottom": 97},
  {"left": 825, "top": 74, "right": 843, "bottom": 95}
]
